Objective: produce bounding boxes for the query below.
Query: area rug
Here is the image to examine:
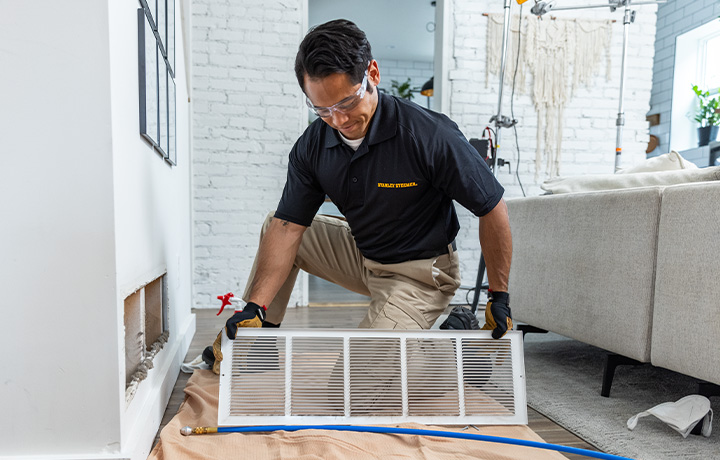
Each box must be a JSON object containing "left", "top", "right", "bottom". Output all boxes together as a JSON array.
[{"left": 523, "top": 332, "right": 719, "bottom": 460}]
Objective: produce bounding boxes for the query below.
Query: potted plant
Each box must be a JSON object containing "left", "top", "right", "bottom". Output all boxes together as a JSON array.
[
  {"left": 692, "top": 84, "right": 720, "bottom": 146},
  {"left": 390, "top": 78, "right": 415, "bottom": 101}
]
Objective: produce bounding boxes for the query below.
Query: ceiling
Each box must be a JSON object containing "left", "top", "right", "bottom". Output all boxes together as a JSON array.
[{"left": 308, "top": 0, "right": 436, "bottom": 63}]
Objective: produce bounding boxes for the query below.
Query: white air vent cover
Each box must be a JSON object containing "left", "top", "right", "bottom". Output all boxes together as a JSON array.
[{"left": 219, "top": 329, "right": 526, "bottom": 426}]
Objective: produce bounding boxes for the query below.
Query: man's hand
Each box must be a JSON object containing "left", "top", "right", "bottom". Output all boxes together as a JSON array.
[
  {"left": 481, "top": 291, "right": 512, "bottom": 339},
  {"left": 202, "top": 302, "right": 266, "bottom": 374},
  {"left": 224, "top": 302, "right": 266, "bottom": 339},
  {"left": 440, "top": 306, "right": 480, "bottom": 330}
]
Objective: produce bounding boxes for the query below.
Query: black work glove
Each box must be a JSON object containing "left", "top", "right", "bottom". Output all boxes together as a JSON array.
[
  {"left": 440, "top": 306, "right": 480, "bottom": 330},
  {"left": 224, "top": 302, "right": 266, "bottom": 339},
  {"left": 203, "top": 302, "right": 266, "bottom": 374},
  {"left": 481, "top": 291, "right": 512, "bottom": 339}
]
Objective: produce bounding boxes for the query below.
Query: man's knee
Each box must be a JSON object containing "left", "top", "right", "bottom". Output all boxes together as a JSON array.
[{"left": 361, "top": 296, "right": 433, "bottom": 330}]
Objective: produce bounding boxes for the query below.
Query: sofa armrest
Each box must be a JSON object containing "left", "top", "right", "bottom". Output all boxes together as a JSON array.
[
  {"left": 651, "top": 181, "right": 720, "bottom": 385},
  {"left": 507, "top": 187, "right": 662, "bottom": 362}
]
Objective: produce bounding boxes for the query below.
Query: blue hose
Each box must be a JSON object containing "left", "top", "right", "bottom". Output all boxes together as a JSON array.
[{"left": 215, "top": 424, "right": 632, "bottom": 460}]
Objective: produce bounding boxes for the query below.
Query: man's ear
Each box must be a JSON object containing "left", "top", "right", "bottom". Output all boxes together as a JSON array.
[{"left": 368, "top": 60, "right": 381, "bottom": 87}]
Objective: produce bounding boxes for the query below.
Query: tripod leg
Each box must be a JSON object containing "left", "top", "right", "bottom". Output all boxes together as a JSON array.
[{"left": 470, "top": 254, "right": 487, "bottom": 314}]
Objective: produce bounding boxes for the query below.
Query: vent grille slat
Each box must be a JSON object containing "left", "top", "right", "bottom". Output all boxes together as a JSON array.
[{"left": 219, "top": 330, "right": 526, "bottom": 425}]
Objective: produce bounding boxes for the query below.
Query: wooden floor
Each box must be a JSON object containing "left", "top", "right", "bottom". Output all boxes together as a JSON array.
[
  {"left": 308, "top": 274, "right": 371, "bottom": 306},
  {"left": 152, "top": 306, "right": 600, "bottom": 460}
]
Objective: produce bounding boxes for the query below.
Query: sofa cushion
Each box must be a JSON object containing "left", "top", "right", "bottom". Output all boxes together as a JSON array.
[
  {"left": 541, "top": 166, "right": 720, "bottom": 195},
  {"left": 617, "top": 150, "right": 697, "bottom": 174},
  {"left": 506, "top": 187, "right": 662, "bottom": 362},
  {"left": 650, "top": 181, "right": 720, "bottom": 386}
]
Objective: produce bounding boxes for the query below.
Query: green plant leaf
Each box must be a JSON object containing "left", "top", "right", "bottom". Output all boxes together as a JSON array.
[
  {"left": 691, "top": 84, "right": 720, "bottom": 126},
  {"left": 390, "top": 78, "right": 415, "bottom": 100}
]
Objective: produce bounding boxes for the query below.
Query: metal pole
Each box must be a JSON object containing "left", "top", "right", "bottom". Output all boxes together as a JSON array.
[
  {"left": 529, "top": 0, "right": 665, "bottom": 172},
  {"left": 475, "top": 0, "right": 516, "bottom": 310},
  {"left": 550, "top": 0, "right": 661, "bottom": 11},
  {"left": 492, "top": 0, "right": 514, "bottom": 176},
  {"left": 615, "top": 2, "right": 634, "bottom": 172}
]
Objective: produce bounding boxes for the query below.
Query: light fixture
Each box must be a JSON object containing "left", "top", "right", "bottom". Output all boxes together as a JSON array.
[{"left": 420, "top": 77, "right": 433, "bottom": 97}]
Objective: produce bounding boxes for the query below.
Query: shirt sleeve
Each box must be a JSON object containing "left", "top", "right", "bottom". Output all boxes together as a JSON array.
[
  {"left": 424, "top": 120, "right": 505, "bottom": 217},
  {"left": 274, "top": 137, "right": 326, "bottom": 227}
]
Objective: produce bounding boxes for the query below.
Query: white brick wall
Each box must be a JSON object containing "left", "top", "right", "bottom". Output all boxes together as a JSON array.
[
  {"left": 192, "top": 0, "right": 306, "bottom": 309},
  {"left": 377, "top": 58, "right": 434, "bottom": 107},
  {"left": 649, "top": 0, "right": 720, "bottom": 155},
  {"left": 449, "top": 0, "right": 657, "bottom": 291}
]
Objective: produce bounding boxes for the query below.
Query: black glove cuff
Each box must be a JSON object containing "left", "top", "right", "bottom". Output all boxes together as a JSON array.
[
  {"left": 440, "top": 306, "right": 480, "bottom": 330},
  {"left": 202, "top": 346, "right": 216, "bottom": 367},
  {"left": 243, "top": 302, "right": 267, "bottom": 321},
  {"left": 489, "top": 291, "right": 509, "bottom": 304}
]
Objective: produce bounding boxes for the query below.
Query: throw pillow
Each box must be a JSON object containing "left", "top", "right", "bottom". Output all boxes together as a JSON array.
[
  {"left": 541, "top": 166, "right": 720, "bottom": 194},
  {"left": 618, "top": 150, "right": 697, "bottom": 174}
]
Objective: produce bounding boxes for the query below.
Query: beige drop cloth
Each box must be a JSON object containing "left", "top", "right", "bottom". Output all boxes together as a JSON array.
[{"left": 149, "top": 370, "right": 567, "bottom": 460}]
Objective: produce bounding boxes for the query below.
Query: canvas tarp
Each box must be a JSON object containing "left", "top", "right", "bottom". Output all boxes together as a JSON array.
[{"left": 149, "top": 370, "right": 567, "bottom": 460}]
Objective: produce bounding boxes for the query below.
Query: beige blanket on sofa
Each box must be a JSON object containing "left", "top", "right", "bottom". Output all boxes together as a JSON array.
[{"left": 149, "top": 370, "right": 566, "bottom": 460}]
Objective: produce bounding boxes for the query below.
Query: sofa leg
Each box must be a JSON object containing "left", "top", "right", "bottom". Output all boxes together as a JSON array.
[
  {"left": 601, "top": 353, "right": 642, "bottom": 398},
  {"left": 689, "top": 381, "right": 720, "bottom": 435},
  {"left": 697, "top": 381, "right": 720, "bottom": 398},
  {"left": 516, "top": 324, "right": 548, "bottom": 337}
]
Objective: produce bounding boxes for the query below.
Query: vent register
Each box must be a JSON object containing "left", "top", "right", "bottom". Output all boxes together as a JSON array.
[{"left": 219, "top": 329, "right": 526, "bottom": 426}]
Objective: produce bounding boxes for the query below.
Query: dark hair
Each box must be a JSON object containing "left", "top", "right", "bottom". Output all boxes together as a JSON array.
[{"left": 295, "top": 19, "right": 373, "bottom": 93}]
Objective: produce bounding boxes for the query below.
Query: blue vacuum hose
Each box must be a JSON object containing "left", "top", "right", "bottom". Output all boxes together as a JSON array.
[{"left": 181, "top": 424, "right": 632, "bottom": 460}]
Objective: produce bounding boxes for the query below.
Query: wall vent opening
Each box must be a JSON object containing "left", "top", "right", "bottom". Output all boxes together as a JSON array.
[{"left": 124, "top": 273, "right": 169, "bottom": 403}]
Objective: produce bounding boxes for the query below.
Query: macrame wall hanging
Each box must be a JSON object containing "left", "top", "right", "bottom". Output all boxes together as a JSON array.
[{"left": 487, "top": 14, "right": 612, "bottom": 179}]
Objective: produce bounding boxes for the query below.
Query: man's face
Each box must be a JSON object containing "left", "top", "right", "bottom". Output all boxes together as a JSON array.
[{"left": 304, "top": 60, "right": 380, "bottom": 140}]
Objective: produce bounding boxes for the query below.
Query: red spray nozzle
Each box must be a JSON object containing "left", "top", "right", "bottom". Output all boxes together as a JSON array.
[{"left": 216, "top": 292, "right": 234, "bottom": 316}]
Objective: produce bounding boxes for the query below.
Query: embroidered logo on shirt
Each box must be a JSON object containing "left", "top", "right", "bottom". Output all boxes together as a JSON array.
[{"left": 378, "top": 182, "right": 418, "bottom": 188}]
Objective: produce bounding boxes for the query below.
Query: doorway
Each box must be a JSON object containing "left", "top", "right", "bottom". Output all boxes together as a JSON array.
[{"left": 305, "top": 0, "right": 446, "bottom": 305}]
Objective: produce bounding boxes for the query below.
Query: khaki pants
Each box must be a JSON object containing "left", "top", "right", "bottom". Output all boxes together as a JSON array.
[{"left": 243, "top": 212, "right": 462, "bottom": 329}]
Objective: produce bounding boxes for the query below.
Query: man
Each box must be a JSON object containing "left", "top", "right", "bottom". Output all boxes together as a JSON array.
[{"left": 205, "top": 19, "right": 512, "bottom": 371}]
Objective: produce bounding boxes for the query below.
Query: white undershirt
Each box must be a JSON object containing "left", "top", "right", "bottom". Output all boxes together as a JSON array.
[{"left": 339, "top": 132, "right": 364, "bottom": 151}]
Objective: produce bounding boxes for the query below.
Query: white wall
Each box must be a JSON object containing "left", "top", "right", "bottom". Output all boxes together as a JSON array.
[
  {"left": 107, "top": 0, "right": 194, "bottom": 457},
  {"left": 0, "top": 0, "right": 194, "bottom": 458},
  {"left": 192, "top": 0, "right": 307, "bottom": 309},
  {"left": 377, "top": 58, "right": 434, "bottom": 108},
  {"left": 0, "top": 0, "right": 121, "bottom": 456}
]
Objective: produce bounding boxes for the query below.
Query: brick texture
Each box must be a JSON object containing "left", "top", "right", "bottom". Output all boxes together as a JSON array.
[
  {"left": 192, "top": 0, "right": 305, "bottom": 308},
  {"left": 449, "top": 0, "right": 657, "bottom": 290},
  {"left": 649, "top": 0, "right": 719, "bottom": 154}
]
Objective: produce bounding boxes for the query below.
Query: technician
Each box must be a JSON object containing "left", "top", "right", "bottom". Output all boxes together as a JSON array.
[{"left": 207, "top": 19, "right": 512, "bottom": 368}]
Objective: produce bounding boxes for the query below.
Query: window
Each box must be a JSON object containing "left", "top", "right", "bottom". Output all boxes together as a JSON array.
[
  {"left": 138, "top": 0, "right": 177, "bottom": 165},
  {"left": 670, "top": 19, "right": 720, "bottom": 152},
  {"left": 702, "top": 33, "right": 720, "bottom": 93}
]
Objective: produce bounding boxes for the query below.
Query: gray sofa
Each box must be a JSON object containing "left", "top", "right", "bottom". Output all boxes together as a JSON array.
[{"left": 506, "top": 172, "right": 720, "bottom": 395}]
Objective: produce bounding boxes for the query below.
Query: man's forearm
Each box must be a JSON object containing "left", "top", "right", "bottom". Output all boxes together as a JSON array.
[
  {"left": 478, "top": 199, "right": 512, "bottom": 292},
  {"left": 246, "top": 217, "right": 306, "bottom": 307}
]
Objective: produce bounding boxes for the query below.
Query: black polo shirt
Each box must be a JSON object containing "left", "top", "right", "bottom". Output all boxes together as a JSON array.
[{"left": 275, "top": 92, "right": 504, "bottom": 264}]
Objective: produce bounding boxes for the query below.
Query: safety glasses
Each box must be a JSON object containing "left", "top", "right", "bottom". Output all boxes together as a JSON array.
[{"left": 305, "top": 67, "right": 369, "bottom": 118}]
